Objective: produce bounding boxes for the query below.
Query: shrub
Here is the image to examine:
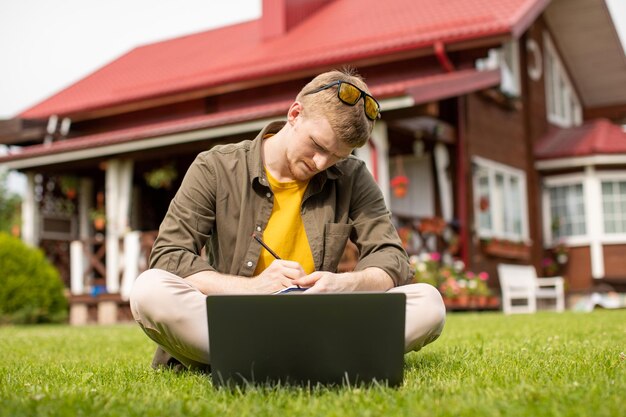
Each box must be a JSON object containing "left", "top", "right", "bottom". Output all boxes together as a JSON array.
[{"left": 0, "top": 233, "right": 68, "bottom": 324}]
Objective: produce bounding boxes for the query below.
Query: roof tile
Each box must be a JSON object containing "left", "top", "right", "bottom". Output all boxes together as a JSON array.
[
  {"left": 20, "top": 0, "right": 544, "bottom": 119},
  {"left": 535, "top": 119, "right": 626, "bottom": 160}
]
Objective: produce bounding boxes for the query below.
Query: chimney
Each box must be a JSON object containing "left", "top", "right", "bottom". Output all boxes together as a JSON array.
[{"left": 262, "top": 0, "right": 335, "bottom": 40}]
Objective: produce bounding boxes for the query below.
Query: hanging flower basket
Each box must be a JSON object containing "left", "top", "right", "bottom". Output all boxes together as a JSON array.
[
  {"left": 59, "top": 176, "right": 79, "bottom": 200},
  {"left": 144, "top": 164, "right": 178, "bottom": 190},
  {"left": 390, "top": 175, "right": 409, "bottom": 198},
  {"left": 90, "top": 208, "right": 106, "bottom": 231}
]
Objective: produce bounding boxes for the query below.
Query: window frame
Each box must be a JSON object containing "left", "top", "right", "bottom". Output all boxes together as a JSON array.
[
  {"left": 543, "top": 171, "right": 626, "bottom": 247},
  {"left": 598, "top": 172, "right": 626, "bottom": 243},
  {"left": 543, "top": 32, "right": 582, "bottom": 128},
  {"left": 472, "top": 156, "right": 529, "bottom": 242},
  {"left": 542, "top": 174, "right": 587, "bottom": 245}
]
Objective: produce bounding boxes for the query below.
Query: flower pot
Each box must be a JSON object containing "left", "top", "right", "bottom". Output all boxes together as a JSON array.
[
  {"left": 482, "top": 239, "right": 530, "bottom": 260},
  {"left": 443, "top": 297, "right": 458, "bottom": 309},
  {"left": 456, "top": 294, "right": 470, "bottom": 307},
  {"left": 477, "top": 295, "right": 488, "bottom": 307},
  {"left": 487, "top": 295, "right": 500, "bottom": 308},
  {"left": 65, "top": 188, "right": 76, "bottom": 199},
  {"left": 93, "top": 217, "right": 105, "bottom": 231},
  {"left": 418, "top": 217, "right": 446, "bottom": 235}
]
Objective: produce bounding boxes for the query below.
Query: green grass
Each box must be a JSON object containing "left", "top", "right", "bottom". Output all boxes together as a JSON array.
[{"left": 1, "top": 310, "right": 624, "bottom": 417}]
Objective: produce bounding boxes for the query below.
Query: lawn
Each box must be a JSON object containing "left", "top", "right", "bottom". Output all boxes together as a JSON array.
[{"left": 1, "top": 310, "right": 624, "bottom": 417}]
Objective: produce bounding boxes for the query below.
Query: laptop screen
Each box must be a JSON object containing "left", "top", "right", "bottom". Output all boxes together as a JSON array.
[{"left": 206, "top": 292, "right": 406, "bottom": 387}]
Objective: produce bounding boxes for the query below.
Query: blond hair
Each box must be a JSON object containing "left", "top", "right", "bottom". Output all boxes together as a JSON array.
[{"left": 296, "top": 69, "right": 375, "bottom": 148}]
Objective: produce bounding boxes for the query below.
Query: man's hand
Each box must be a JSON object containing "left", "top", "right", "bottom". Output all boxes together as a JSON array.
[
  {"left": 252, "top": 260, "right": 306, "bottom": 293},
  {"left": 293, "top": 267, "right": 395, "bottom": 293},
  {"left": 292, "top": 271, "right": 356, "bottom": 293},
  {"left": 184, "top": 260, "right": 305, "bottom": 295}
]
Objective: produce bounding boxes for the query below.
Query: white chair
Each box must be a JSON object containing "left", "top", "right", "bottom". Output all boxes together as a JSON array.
[{"left": 497, "top": 264, "right": 565, "bottom": 314}]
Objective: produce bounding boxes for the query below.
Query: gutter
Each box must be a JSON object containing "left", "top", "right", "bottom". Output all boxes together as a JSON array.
[{"left": 434, "top": 40, "right": 469, "bottom": 265}]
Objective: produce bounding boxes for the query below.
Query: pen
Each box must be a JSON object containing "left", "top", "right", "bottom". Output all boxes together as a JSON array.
[
  {"left": 252, "top": 233, "right": 302, "bottom": 289},
  {"left": 252, "top": 233, "right": 281, "bottom": 259}
]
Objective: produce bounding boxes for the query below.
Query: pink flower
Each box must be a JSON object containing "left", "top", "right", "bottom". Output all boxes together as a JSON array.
[
  {"left": 430, "top": 252, "right": 441, "bottom": 262},
  {"left": 478, "top": 272, "right": 489, "bottom": 281},
  {"left": 466, "top": 271, "right": 475, "bottom": 279}
]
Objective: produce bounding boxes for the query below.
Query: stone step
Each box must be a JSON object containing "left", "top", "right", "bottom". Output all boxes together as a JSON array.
[{"left": 69, "top": 293, "right": 133, "bottom": 325}]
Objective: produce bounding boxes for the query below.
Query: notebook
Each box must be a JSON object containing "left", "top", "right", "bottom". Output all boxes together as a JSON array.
[{"left": 205, "top": 292, "right": 406, "bottom": 387}]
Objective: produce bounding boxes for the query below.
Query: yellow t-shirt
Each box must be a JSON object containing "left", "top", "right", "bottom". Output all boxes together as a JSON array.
[{"left": 254, "top": 168, "right": 315, "bottom": 275}]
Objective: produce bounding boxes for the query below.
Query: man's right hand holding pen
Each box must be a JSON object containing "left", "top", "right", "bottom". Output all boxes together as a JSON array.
[{"left": 252, "top": 233, "right": 305, "bottom": 291}]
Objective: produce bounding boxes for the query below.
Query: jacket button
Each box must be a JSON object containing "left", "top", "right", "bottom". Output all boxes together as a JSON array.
[
  {"left": 266, "top": 192, "right": 272, "bottom": 198},
  {"left": 256, "top": 225, "right": 262, "bottom": 232},
  {"left": 247, "top": 261, "right": 253, "bottom": 267}
]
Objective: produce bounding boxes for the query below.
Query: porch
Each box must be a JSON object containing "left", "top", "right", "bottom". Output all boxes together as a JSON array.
[{"left": 67, "top": 231, "right": 157, "bottom": 325}]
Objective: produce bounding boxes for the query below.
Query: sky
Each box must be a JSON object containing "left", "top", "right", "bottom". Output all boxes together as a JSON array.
[
  {"left": 0, "top": 0, "right": 625, "bottom": 119},
  {"left": 0, "top": 0, "right": 262, "bottom": 118}
]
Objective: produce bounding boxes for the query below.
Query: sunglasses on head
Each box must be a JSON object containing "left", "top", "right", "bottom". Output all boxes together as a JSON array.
[{"left": 304, "top": 80, "right": 381, "bottom": 120}]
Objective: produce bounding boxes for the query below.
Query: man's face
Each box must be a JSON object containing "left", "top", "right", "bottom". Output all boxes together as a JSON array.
[{"left": 285, "top": 114, "right": 354, "bottom": 181}]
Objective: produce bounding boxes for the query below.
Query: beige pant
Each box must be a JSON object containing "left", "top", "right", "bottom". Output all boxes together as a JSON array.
[{"left": 130, "top": 269, "right": 446, "bottom": 368}]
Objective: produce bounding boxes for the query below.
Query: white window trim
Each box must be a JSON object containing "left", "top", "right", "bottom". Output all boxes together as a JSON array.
[
  {"left": 597, "top": 171, "right": 626, "bottom": 244},
  {"left": 544, "top": 171, "right": 626, "bottom": 246},
  {"left": 472, "top": 156, "right": 529, "bottom": 242},
  {"left": 543, "top": 173, "right": 589, "bottom": 246},
  {"left": 543, "top": 32, "right": 582, "bottom": 128},
  {"left": 542, "top": 169, "right": 626, "bottom": 279}
]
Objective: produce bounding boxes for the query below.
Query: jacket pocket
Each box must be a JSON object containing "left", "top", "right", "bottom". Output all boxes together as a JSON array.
[{"left": 322, "top": 223, "right": 353, "bottom": 272}]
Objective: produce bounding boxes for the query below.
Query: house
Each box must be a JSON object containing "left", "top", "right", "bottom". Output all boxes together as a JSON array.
[{"left": 1, "top": 0, "right": 625, "bottom": 323}]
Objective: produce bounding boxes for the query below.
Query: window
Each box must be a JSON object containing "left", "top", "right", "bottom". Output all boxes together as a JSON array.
[
  {"left": 476, "top": 41, "right": 521, "bottom": 97},
  {"left": 473, "top": 157, "right": 528, "bottom": 240},
  {"left": 547, "top": 184, "right": 586, "bottom": 239},
  {"left": 602, "top": 180, "right": 626, "bottom": 234},
  {"left": 543, "top": 33, "right": 582, "bottom": 128},
  {"left": 544, "top": 172, "right": 626, "bottom": 248}
]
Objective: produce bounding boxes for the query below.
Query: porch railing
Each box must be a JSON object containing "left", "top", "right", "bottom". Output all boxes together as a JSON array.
[{"left": 69, "top": 230, "right": 158, "bottom": 301}]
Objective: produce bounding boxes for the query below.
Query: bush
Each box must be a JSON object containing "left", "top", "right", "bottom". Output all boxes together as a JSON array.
[{"left": 0, "top": 233, "right": 68, "bottom": 324}]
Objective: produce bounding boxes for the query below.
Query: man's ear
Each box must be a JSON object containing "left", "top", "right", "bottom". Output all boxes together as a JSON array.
[{"left": 287, "top": 101, "right": 303, "bottom": 125}]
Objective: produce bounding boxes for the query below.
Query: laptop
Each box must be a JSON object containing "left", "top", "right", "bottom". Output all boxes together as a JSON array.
[{"left": 205, "top": 292, "right": 406, "bottom": 387}]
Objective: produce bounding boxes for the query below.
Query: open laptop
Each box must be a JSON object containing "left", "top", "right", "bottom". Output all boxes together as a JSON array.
[{"left": 205, "top": 292, "right": 406, "bottom": 387}]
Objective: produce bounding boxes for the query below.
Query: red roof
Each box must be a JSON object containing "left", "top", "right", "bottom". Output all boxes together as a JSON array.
[
  {"left": 535, "top": 119, "right": 626, "bottom": 160},
  {"left": 1, "top": 69, "right": 499, "bottom": 164},
  {"left": 20, "top": 0, "right": 547, "bottom": 119}
]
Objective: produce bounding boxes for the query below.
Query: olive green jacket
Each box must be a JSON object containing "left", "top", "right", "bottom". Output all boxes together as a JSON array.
[{"left": 150, "top": 121, "right": 411, "bottom": 286}]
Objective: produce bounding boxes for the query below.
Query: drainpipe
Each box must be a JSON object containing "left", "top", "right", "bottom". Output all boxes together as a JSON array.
[
  {"left": 435, "top": 41, "right": 469, "bottom": 263},
  {"left": 456, "top": 96, "right": 469, "bottom": 266},
  {"left": 434, "top": 41, "right": 455, "bottom": 73}
]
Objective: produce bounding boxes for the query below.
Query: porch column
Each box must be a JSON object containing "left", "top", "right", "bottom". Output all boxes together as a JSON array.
[
  {"left": 584, "top": 166, "right": 604, "bottom": 279},
  {"left": 105, "top": 159, "right": 134, "bottom": 293},
  {"left": 78, "top": 178, "right": 94, "bottom": 240},
  {"left": 21, "top": 172, "right": 39, "bottom": 246},
  {"left": 356, "top": 121, "right": 390, "bottom": 206},
  {"left": 77, "top": 178, "right": 94, "bottom": 293},
  {"left": 434, "top": 143, "right": 453, "bottom": 222}
]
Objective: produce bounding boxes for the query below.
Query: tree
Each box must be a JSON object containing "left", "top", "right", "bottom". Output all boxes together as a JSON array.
[{"left": 0, "top": 171, "right": 21, "bottom": 234}]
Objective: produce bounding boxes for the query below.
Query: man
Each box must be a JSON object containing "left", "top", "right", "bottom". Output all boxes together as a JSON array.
[{"left": 130, "top": 69, "right": 446, "bottom": 371}]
